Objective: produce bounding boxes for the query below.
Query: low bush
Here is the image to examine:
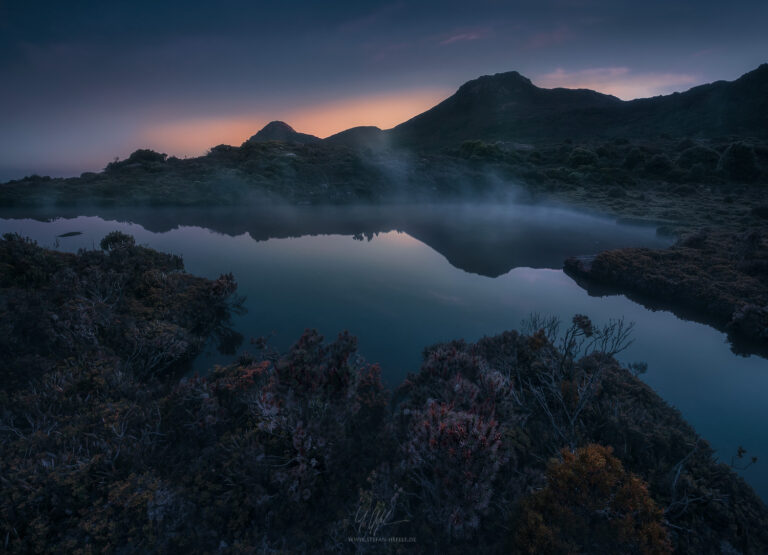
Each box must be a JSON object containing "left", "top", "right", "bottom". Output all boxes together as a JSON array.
[
  {"left": 568, "top": 147, "right": 599, "bottom": 168},
  {"left": 720, "top": 142, "right": 760, "bottom": 182}
]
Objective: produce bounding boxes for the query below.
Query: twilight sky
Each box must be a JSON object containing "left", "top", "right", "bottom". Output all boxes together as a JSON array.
[{"left": 1, "top": 0, "right": 766, "bottom": 180}]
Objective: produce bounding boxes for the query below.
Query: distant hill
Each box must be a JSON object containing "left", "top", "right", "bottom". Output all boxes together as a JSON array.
[
  {"left": 324, "top": 126, "right": 388, "bottom": 150},
  {"left": 390, "top": 64, "right": 768, "bottom": 148},
  {"left": 390, "top": 71, "right": 621, "bottom": 147},
  {"left": 245, "top": 121, "right": 321, "bottom": 144}
]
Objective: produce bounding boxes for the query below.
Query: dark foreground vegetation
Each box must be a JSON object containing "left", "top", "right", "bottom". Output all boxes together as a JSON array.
[
  {"left": 565, "top": 228, "right": 768, "bottom": 356},
  {"left": 1, "top": 235, "right": 766, "bottom": 553}
]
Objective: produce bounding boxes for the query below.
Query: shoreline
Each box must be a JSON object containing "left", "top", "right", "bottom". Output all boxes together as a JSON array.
[{"left": 1, "top": 235, "right": 766, "bottom": 552}]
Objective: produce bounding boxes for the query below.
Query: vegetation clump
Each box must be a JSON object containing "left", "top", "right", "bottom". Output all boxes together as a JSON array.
[
  {"left": 0, "top": 232, "right": 241, "bottom": 389},
  {"left": 643, "top": 153, "right": 674, "bottom": 176},
  {"left": 565, "top": 229, "right": 768, "bottom": 355},
  {"left": 515, "top": 444, "right": 672, "bottom": 554},
  {"left": 1, "top": 239, "right": 767, "bottom": 553},
  {"left": 676, "top": 145, "right": 719, "bottom": 171},
  {"left": 567, "top": 147, "right": 598, "bottom": 168},
  {"left": 719, "top": 142, "right": 760, "bottom": 182},
  {"left": 458, "top": 140, "right": 505, "bottom": 160}
]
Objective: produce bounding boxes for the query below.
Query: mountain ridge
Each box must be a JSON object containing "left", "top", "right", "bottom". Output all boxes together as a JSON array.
[
  {"left": 389, "top": 64, "right": 768, "bottom": 148},
  {"left": 229, "top": 64, "right": 768, "bottom": 154}
]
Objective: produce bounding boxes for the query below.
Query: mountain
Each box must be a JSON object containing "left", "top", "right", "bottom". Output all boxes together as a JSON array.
[
  {"left": 245, "top": 121, "right": 321, "bottom": 144},
  {"left": 611, "top": 63, "right": 768, "bottom": 138},
  {"left": 390, "top": 71, "right": 621, "bottom": 147},
  {"left": 228, "top": 65, "right": 768, "bottom": 152},
  {"left": 390, "top": 64, "right": 768, "bottom": 148},
  {"left": 324, "top": 126, "right": 388, "bottom": 150}
]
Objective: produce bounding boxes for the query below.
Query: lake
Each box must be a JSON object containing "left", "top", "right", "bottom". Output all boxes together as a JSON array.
[{"left": 1, "top": 203, "right": 766, "bottom": 499}]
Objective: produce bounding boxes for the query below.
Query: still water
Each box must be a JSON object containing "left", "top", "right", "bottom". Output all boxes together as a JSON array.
[{"left": 1, "top": 203, "right": 766, "bottom": 498}]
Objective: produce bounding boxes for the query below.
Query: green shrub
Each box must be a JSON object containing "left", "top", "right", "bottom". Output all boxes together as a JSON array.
[
  {"left": 568, "top": 148, "right": 598, "bottom": 168},
  {"left": 622, "top": 147, "right": 646, "bottom": 170},
  {"left": 126, "top": 149, "right": 168, "bottom": 164},
  {"left": 676, "top": 145, "right": 719, "bottom": 170},
  {"left": 719, "top": 142, "right": 760, "bottom": 182},
  {"left": 100, "top": 230, "right": 136, "bottom": 251},
  {"left": 685, "top": 162, "right": 708, "bottom": 182},
  {"left": 607, "top": 186, "right": 627, "bottom": 198},
  {"left": 644, "top": 154, "right": 673, "bottom": 176},
  {"left": 459, "top": 140, "right": 504, "bottom": 160}
]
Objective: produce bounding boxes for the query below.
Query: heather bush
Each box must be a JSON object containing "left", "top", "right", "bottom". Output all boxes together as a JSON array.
[
  {"left": 152, "top": 330, "right": 391, "bottom": 550},
  {"left": 401, "top": 401, "right": 509, "bottom": 538}
]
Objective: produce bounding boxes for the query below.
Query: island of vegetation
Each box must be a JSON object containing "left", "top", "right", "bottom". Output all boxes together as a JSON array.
[
  {"left": 565, "top": 229, "right": 768, "bottom": 356},
  {"left": 1, "top": 234, "right": 766, "bottom": 553}
]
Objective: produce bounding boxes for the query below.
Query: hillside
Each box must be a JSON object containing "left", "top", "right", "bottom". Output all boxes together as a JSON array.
[
  {"left": 1, "top": 65, "right": 766, "bottom": 208},
  {"left": 245, "top": 120, "right": 321, "bottom": 144},
  {"left": 391, "top": 64, "right": 768, "bottom": 149}
]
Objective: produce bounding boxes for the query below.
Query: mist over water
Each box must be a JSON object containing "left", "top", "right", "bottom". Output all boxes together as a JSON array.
[{"left": 1, "top": 202, "right": 766, "bottom": 499}]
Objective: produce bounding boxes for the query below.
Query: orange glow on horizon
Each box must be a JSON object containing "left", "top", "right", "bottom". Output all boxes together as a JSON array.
[{"left": 140, "top": 88, "right": 448, "bottom": 157}]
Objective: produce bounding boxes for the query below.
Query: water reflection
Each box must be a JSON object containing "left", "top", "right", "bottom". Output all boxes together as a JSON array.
[
  {"left": 0, "top": 204, "right": 765, "bottom": 499},
  {"left": 0, "top": 203, "right": 670, "bottom": 276}
]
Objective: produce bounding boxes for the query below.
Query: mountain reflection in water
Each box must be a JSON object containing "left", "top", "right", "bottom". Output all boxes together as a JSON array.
[
  {"left": 1, "top": 203, "right": 671, "bottom": 276},
  {"left": 2, "top": 203, "right": 766, "bottom": 500}
]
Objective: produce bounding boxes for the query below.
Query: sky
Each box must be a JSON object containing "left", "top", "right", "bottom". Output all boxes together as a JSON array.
[{"left": 1, "top": 0, "right": 766, "bottom": 180}]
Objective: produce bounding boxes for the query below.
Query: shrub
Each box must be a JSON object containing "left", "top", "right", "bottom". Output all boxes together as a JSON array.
[
  {"left": 401, "top": 401, "right": 508, "bottom": 538},
  {"left": 719, "top": 142, "right": 760, "bottom": 182},
  {"left": 672, "top": 184, "right": 696, "bottom": 196},
  {"left": 685, "top": 162, "right": 709, "bottom": 183},
  {"left": 126, "top": 149, "right": 168, "bottom": 164},
  {"left": 595, "top": 144, "right": 614, "bottom": 159},
  {"left": 458, "top": 140, "right": 505, "bottom": 161},
  {"left": 607, "top": 186, "right": 627, "bottom": 198},
  {"left": 675, "top": 138, "right": 696, "bottom": 152},
  {"left": 100, "top": 230, "right": 136, "bottom": 251},
  {"left": 208, "top": 144, "right": 236, "bottom": 155},
  {"left": 568, "top": 148, "right": 598, "bottom": 168},
  {"left": 623, "top": 147, "right": 646, "bottom": 170},
  {"left": 644, "top": 154, "right": 673, "bottom": 176},
  {"left": 105, "top": 149, "right": 168, "bottom": 173},
  {"left": 514, "top": 444, "right": 672, "bottom": 554},
  {"left": 676, "top": 145, "right": 719, "bottom": 170}
]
